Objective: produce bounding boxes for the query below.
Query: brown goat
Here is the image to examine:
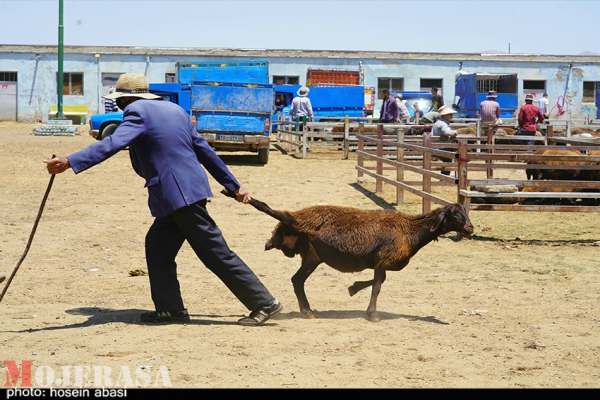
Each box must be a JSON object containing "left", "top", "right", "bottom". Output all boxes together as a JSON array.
[{"left": 228, "top": 192, "right": 474, "bottom": 322}]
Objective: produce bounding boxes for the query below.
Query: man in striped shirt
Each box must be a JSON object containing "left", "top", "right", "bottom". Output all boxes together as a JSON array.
[
  {"left": 103, "top": 87, "right": 119, "bottom": 113},
  {"left": 479, "top": 90, "right": 500, "bottom": 126}
]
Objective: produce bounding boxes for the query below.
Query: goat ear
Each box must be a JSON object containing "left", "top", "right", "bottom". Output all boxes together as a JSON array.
[{"left": 430, "top": 209, "right": 447, "bottom": 233}]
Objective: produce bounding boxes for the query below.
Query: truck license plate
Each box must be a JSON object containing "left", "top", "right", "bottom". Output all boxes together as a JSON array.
[{"left": 216, "top": 134, "right": 243, "bottom": 142}]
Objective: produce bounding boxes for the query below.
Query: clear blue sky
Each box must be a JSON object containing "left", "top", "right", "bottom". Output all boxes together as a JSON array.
[{"left": 2, "top": 0, "right": 599, "bottom": 55}]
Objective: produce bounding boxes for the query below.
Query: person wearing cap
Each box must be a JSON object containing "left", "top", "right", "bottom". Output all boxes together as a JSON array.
[
  {"left": 431, "top": 106, "right": 457, "bottom": 138},
  {"left": 43, "top": 73, "right": 282, "bottom": 326},
  {"left": 518, "top": 93, "right": 544, "bottom": 137},
  {"left": 379, "top": 89, "right": 400, "bottom": 123},
  {"left": 479, "top": 90, "right": 501, "bottom": 129},
  {"left": 290, "top": 86, "right": 313, "bottom": 130}
]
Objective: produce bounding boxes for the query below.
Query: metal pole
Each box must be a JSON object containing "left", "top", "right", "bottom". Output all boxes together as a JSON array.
[{"left": 57, "top": 0, "right": 64, "bottom": 119}]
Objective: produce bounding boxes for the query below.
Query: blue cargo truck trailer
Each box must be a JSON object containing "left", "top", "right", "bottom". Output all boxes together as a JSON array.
[
  {"left": 89, "top": 60, "right": 273, "bottom": 164},
  {"left": 272, "top": 84, "right": 365, "bottom": 130},
  {"left": 454, "top": 72, "right": 518, "bottom": 119}
]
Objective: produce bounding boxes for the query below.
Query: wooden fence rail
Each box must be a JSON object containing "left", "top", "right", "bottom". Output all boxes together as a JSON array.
[{"left": 356, "top": 130, "right": 600, "bottom": 214}]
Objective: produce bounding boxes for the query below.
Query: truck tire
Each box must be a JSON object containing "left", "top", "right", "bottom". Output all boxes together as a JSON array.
[
  {"left": 257, "top": 148, "right": 269, "bottom": 164},
  {"left": 100, "top": 123, "right": 119, "bottom": 140}
]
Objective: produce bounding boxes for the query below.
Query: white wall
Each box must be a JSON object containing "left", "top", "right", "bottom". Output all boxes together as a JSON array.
[{"left": 1, "top": 51, "right": 599, "bottom": 121}]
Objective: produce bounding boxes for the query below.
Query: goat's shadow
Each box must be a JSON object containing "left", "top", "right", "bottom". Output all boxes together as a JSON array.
[
  {"left": 349, "top": 183, "right": 397, "bottom": 210},
  {"left": 274, "top": 310, "right": 449, "bottom": 325},
  {"left": 2, "top": 307, "right": 256, "bottom": 334},
  {"left": 470, "top": 234, "right": 600, "bottom": 247}
]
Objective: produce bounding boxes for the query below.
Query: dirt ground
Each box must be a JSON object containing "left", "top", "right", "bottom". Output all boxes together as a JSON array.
[{"left": 0, "top": 121, "right": 599, "bottom": 388}]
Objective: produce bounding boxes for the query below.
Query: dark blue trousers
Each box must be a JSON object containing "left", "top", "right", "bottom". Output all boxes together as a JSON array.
[{"left": 144, "top": 200, "right": 275, "bottom": 312}]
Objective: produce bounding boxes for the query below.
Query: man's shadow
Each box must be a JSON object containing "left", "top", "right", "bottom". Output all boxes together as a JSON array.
[{"left": 3, "top": 307, "right": 245, "bottom": 333}]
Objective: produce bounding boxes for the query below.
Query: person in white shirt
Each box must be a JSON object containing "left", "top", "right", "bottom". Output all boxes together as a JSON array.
[
  {"left": 537, "top": 92, "right": 549, "bottom": 118},
  {"left": 431, "top": 106, "right": 457, "bottom": 138},
  {"left": 290, "top": 86, "right": 313, "bottom": 130}
]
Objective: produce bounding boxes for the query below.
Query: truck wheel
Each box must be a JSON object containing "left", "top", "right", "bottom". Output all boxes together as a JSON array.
[
  {"left": 100, "top": 123, "right": 119, "bottom": 140},
  {"left": 257, "top": 148, "right": 269, "bottom": 164}
]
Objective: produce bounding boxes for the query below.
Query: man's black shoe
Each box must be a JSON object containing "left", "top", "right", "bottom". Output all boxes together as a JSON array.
[
  {"left": 238, "top": 301, "right": 283, "bottom": 326},
  {"left": 140, "top": 309, "right": 190, "bottom": 324}
]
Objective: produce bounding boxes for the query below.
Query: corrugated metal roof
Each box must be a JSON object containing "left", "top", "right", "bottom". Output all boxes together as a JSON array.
[{"left": 1, "top": 44, "right": 600, "bottom": 63}]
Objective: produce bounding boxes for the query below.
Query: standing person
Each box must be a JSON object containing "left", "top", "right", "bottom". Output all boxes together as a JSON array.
[
  {"left": 518, "top": 93, "right": 544, "bottom": 137},
  {"left": 44, "top": 73, "right": 282, "bottom": 326},
  {"left": 431, "top": 87, "right": 444, "bottom": 111},
  {"left": 394, "top": 94, "right": 410, "bottom": 121},
  {"left": 431, "top": 106, "right": 457, "bottom": 176},
  {"left": 412, "top": 101, "right": 424, "bottom": 122},
  {"left": 379, "top": 89, "right": 399, "bottom": 123},
  {"left": 104, "top": 87, "right": 119, "bottom": 113},
  {"left": 479, "top": 90, "right": 501, "bottom": 131},
  {"left": 537, "top": 92, "right": 549, "bottom": 119},
  {"left": 290, "top": 86, "right": 313, "bottom": 131}
]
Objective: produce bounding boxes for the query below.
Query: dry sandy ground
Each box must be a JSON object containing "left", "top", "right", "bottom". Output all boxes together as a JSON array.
[{"left": 0, "top": 122, "right": 599, "bottom": 388}]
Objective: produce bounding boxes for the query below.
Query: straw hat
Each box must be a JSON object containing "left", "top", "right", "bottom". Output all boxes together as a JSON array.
[
  {"left": 297, "top": 86, "right": 310, "bottom": 97},
  {"left": 104, "top": 73, "right": 160, "bottom": 100},
  {"left": 525, "top": 93, "right": 534, "bottom": 101},
  {"left": 439, "top": 106, "right": 457, "bottom": 116},
  {"left": 487, "top": 90, "right": 497, "bottom": 98}
]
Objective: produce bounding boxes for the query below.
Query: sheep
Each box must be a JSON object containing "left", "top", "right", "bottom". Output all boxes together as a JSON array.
[
  {"left": 225, "top": 191, "right": 474, "bottom": 322},
  {"left": 526, "top": 149, "right": 600, "bottom": 181}
]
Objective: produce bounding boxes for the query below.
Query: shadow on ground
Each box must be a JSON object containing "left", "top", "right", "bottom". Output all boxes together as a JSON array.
[
  {"left": 3, "top": 307, "right": 248, "bottom": 333},
  {"left": 274, "top": 309, "right": 449, "bottom": 325}
]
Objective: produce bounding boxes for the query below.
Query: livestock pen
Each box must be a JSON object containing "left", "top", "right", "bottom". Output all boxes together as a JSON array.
[
  {"left": 274, "top": 118, "right": 476, "bottom": 160},
  {"left": 355, "top": 126, "right": 600, "bottom": 214}
]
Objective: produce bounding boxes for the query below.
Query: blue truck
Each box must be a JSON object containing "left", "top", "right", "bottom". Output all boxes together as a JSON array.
[
  {"left": 89, "top": 61, "right": 273, "bottom": 164},
  {"left": 272, "top": 84, "right": 365, "bottom": 130},
  {"left": 454, "top": 72, "right": 518, "bottom": 119}
]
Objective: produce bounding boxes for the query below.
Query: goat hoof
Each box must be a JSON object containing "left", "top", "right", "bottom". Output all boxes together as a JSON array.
[
  {"left": 366, "top": 312, "right": 381, "bottom": 322},
  {"left": 301, "top": 309, "right": 317, "bottom": 319}
]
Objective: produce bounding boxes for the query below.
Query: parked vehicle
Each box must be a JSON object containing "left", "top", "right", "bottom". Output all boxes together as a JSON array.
[
  {"left": 306, "top": 68, "right": 360, "bottom": 86},
  {"left": 88, "top": 60, "right": 273, "bottom": 164},
  {"left": 271, "top": 84, "right": 365, "bottom": 129},
  {"left": 454, "top": 72, "right": 518, "bottom": 118}
]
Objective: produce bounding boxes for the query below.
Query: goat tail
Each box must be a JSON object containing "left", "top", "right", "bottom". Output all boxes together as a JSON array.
[{"left": 220, "top": 190, "right": 296, "bottom": 226}]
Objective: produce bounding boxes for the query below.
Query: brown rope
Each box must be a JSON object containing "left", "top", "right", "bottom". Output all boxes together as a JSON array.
[{"left": 0, "top": 169, "right": 55, "bottom": 304}]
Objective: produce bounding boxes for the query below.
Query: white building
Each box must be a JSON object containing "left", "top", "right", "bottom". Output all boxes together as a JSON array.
[{"left": 0, "top": 44, "right": 599, "bottom": 122}]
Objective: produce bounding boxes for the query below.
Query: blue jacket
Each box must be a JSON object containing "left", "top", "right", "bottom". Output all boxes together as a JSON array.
[{"left": 68, "top": 100, "right": 240, "bottom": 218}]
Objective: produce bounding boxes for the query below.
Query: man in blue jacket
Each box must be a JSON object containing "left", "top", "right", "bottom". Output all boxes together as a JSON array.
[{"left": 44, "top": 73, "right": 281, "bottom": 326}]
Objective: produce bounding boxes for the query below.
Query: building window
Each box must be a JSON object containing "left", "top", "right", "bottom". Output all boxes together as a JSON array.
[
  {"left": 57, "top": 72, "right": 84, "bottom": 95},
  {"left": 0, "top": 71, "right": 17, "bottom": 82},
  {"left": 165, "top": 73, "right": 176, "bottom": 83},
  {"left": 420, "top": 78, "right": 443, "bottom": 95},
  {"left": 523, "top": 80, "right": 546, "bottom": 90},
  {"left": 377, "top": 78, "right": 404, "bottom": 99},
  {"left": 272, "top": 75, "right": 299, "bottom": 85},
  {"left": 583, "top": 81, "right": 597, "bottom": 103}
]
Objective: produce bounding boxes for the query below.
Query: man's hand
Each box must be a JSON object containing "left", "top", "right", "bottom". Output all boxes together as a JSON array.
[
  {"left": 44, "top": 156, "right": 70, "bottom": 175},
  {"left": 235, "top": 186, "right": 251, "bottom": 204}
]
